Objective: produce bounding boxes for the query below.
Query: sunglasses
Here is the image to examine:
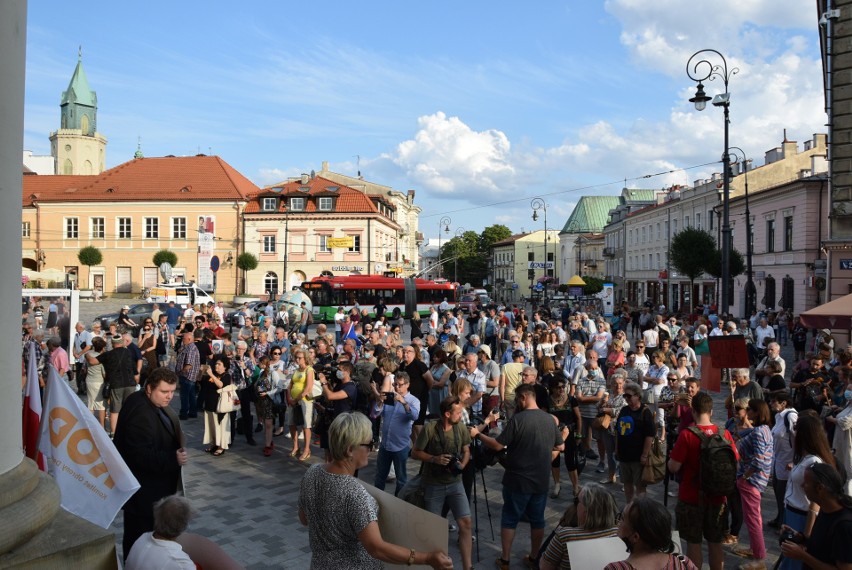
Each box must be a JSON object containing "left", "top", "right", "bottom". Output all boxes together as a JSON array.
[
  {"left": 271, "top": 351, "right": 281, "bottom": 356},
  {"left": 359, "top": 441, "right": 374, "bottom": 451}
]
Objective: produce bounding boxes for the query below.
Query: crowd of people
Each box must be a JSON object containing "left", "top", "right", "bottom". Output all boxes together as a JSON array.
[{"left": 21, "top": 295, "right": 852, "bottom": 569}]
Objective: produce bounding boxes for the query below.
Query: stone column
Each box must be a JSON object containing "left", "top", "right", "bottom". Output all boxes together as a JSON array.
[{"left": 0, "top": 3, "right": 115, "bottom": 566}]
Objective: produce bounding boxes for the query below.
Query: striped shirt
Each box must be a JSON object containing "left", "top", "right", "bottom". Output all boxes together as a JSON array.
[
  {"left": 541, "top": 526, "right": 618, "bottom": 570},
  {"left": 736, "top": 424, "right": 774, "bottom": 491}
]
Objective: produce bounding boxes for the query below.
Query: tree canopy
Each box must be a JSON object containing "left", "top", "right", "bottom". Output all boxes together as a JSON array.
[
  {"left": 77, "top": 246, "right": 103, "bottom": 289},
  {"left": 670, "top": 228, "right": 716, "bottom": 283},
  {"left": 437, "top": 225, "right": 512, "bottom": 287},
  {"left": 704, "top": 247, "right": 745, "bottom": 279},
  {"left": 152, "top": 249, "right": 178, "bottom": 268}
]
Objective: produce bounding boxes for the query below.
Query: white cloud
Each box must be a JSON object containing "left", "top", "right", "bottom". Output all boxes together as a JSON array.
[{"left": 388, "top": 112, "right": 517, "bottom": 198}]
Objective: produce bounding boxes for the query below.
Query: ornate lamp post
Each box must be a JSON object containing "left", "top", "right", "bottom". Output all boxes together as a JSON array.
[
  {"left": 438, "top": 216, "right": 451, "bottom": 279},
  {"left": 531, "top": 198, "right": 548, "bottom": 305},
  {"left": 729, "top": 146, "right": 755, "bottom": 318},
  {"left": 686, "top": 48, "right": 738, "bottom": 315},
  {"left": 454, "top": 227, "right": 466, "bottom": 283}
]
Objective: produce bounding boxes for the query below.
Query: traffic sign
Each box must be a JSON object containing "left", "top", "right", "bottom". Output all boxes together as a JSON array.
[{"left": 210, "top": 256, "right": 220, "bottom": 273}]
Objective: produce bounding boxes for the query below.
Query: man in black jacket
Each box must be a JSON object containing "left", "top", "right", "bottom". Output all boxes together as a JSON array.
[{"left": 114, "top": 367, "right": 186, "bottom": 561}]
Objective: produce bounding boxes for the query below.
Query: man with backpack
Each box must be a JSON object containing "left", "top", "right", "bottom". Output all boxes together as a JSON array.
[{"left": 668, "top": 392, "right": 739, "bottom": 570}]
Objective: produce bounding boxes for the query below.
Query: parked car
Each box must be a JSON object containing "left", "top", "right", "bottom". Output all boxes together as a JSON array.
[
  {"left": 93, "top": 303, "right": 158, "bottom": 332},
  {"left": 457, "top": 294, "right": 479, "bottom": 313},
  {"left": 225, "top": 301, "right": 271, "bottom": 329}
]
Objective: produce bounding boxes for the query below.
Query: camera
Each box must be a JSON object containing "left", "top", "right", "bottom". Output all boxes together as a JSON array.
[
  {"left": 779, "top": 530, "right": 801, "bottom": 545},
  {"left": 445, "top": 452, "right": 464, "bottom": 476}
]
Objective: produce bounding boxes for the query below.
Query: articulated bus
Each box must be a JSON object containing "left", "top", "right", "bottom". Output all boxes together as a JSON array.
[{"left": 300, "top": 275, "right": 457, "bottom": 322}]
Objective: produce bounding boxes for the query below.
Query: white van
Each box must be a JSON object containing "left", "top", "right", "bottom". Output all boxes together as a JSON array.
[{"left": 149, "top": 283, "right": 215, "bottom": 307}]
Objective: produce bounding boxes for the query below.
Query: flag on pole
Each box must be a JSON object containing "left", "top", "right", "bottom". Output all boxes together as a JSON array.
[
  {"left": 22, "top": 341, "right": 45, "bottom": 471},
  {"left": 38, "top": 367, "right": 140, "bottom": 528},
  {"left": 345, "top": 319, "right": 361, "bottom": 347}
]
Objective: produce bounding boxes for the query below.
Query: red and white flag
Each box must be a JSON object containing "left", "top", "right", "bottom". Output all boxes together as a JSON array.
[{"left": 22, "top": 341, "right": 45, "bottom": 471}]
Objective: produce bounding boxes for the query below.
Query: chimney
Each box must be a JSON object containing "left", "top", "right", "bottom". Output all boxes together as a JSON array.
[
  {"left": 301, "top": 173, "right": 310, "bottom": 184},
  {"left": 322, "top": 161, "right": 329, "bottom": 172}
]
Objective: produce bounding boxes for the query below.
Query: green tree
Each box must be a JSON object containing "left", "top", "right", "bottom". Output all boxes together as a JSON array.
[
  {"left": 704, "top": 248, "right": 745, "bottom": 279},
  {"left": 152, "top": 249, "right": 178, "bottom": 268},
  {"left": 77, "top": 246, "right": 103, "bottom": 289},
  {"left": 236, "top": 252, "right": 258, "bottom": 294},
  {"left": 479, "top": 224, "right": 513, "bottom": 251},
  {"left": 669, "top": 228, "right": 716, "bottom": 311},
  {"left": 582, "top": 276, "right": 605, "bottom": 295}
]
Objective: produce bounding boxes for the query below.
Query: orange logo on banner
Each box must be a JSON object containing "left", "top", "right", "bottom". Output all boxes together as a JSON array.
[{"left": 48, "top": 407, "right": 115, "bottom": 489}]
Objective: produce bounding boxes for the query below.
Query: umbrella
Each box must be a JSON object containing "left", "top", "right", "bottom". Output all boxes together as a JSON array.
[{"left": 799, "top": 292, "right": 852, "bottom": 330}]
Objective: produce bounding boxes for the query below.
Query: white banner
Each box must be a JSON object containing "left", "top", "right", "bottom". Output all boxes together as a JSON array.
[{"left": 38, "top": 368, "right": 140, "bottom": 528}]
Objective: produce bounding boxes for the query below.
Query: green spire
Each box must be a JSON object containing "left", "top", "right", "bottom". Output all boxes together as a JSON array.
[
  {"left": 134, "top": 137, "right": 144, "bottom": 159},
  {"left": 61, "top": 47, "right": 96, "bottom": 108}
]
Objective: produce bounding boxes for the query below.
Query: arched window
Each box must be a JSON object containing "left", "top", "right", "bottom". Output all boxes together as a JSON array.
[
  {"left": 264, "top": 272, "right": 278, "bottom": 296},
  {"left": 63, "top": 158, "right": 73, "bottom": 175}
]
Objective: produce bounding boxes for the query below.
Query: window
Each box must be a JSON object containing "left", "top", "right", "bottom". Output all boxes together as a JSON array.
[
  {"left": 347, "top": 235, "right": 361, "bottom": 253},
  {"left": 264, "top": 272, "right": 279, "bottom": 295},
  {"left": 172, "top": 217, "right": 186, "bottom": 239},
  {"left": 290, "top": 197, "right": 305, "bottom": 211},
  {"left": 263, "top": 235, "right": 276, "bottom": 253},
  {"left": 21, "top": 222, "right": 30, "bottom": 238},
  {"left": 708, "top": 211, "right": 714, "bottom": 231},
  {"left": 784, "top": 216, "right": 793, "bottom": 251},
  {"left": 118, "top": 217, "right": 131, "bottom": 239},
  {"left": 766, "top": 219, "right": 775, "bottom": 253},
  {"left": 91, "top": 217, "right": 104, "bottom": 238},
  {"left": 673, "top": 219, "right": 678, "bottom": 233},
  {"left": 65, "top": 218, "right": 79, "bottom": 239},
  {"left": 528, "top": 251, "right": 534, "bottom": 261},
  {"left": 685, "top": 216, "right": 689, "bottom": 228},
  {"left": 262, "top": 197, "right": 277, "bottom": 211},
  {"left": 319, "top": 235, "right": 331, "bottom": 253},
  {"left": 144, "top": 217, "right": 159, "bottom": 239},
  {"left": 656, "top": 223, "right": 661, "bottom": 240},
  {"left": 318, "top": 197, "right": 333, "bottom": 211},
  {"left": 695, "top": 213, "right": 701, "bottom": 230}
]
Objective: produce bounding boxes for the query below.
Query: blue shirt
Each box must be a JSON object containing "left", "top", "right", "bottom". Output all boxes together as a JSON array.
[
  {"left": 379, "top": 392, "right": 420, "bottom": 452},
  {"left": 165, "top": 306, "right": 182, "bottom": 325}
]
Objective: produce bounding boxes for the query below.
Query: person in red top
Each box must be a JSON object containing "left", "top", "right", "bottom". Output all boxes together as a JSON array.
[
  {"left": 675, "top": 377, "right": 702, "bottom": 433},
  {"left": 668, "top": 392, "right": 738, "bottom": 570}
]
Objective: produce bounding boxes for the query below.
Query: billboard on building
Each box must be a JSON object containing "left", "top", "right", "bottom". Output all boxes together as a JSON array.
[{"left": 197, "top": 216, "right": 216, "bottom": 291}]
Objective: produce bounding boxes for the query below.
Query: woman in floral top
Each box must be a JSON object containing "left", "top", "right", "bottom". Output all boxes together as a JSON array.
[{"left": 733, "top": 399, "right": 774, "bottom": 568}]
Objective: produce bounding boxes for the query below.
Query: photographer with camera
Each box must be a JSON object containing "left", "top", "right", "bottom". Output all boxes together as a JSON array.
[
  {"left": 412, "top": 396, "right": 473, "bottom": 570},
  {"left": 780, "top": 463, "right": 852, "bottom": 569},
  {"left": 470, "top": 383, "right": 564, "bottom": 570},
  {"left": 316, "top": 361, "right": 358, "bottom": 462}
]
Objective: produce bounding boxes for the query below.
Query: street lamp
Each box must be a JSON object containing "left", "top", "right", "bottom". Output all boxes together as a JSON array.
[
  {"left": 531, "top": 198, "right": 548, "bottom": 305},
  {"left": 438, "top": 216, "right": 451, "bottom": 279},
  {"left": 454, "top": 227, "right": 466, "bottom": 283},
  {"left": 729, "top": 146, "right": 755, "bottom": 318},
  {"left": 687, "top": 49, "right": 738, "bottom": 316}
]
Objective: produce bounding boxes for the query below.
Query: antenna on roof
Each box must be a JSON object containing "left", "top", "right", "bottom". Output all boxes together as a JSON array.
[{"left": 354, "top": 154, "right": 361, "bottom": 178}]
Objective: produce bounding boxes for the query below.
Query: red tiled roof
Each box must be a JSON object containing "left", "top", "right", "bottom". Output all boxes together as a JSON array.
[
  {"left": 22, "top": 155, "right": 257, "bottom": 206},
  {"left": 492, "top": 233, "right": 533, "bottom": 247},
  {"left": 245, "top": 175, "right": 379, "bottom": 214}
]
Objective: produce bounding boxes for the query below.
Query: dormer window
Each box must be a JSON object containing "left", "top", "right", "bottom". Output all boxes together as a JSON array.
[
  {"left": 318, "top": 197, "right": 333, "bottom": 211},
  {"left": 262, "top": 197, "right": 277, "bottom": 212},
  {"left": 290, "top": 197, "right": 305, "bottom": 211},
  {"left": 326, "top": 186, "right": 339, "bottom": 192}
]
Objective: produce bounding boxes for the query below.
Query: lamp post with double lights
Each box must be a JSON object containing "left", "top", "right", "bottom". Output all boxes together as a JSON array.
[
  {"left": 438, "top": 216, "right": 451, "bottom": 279},
  {"left": 728, "top": 146, "right": 755, "bottom": 318},
  {"left": 454, "top": 227, "right": 466, "bottom": 284},
  {"left": 531, "top": 198, "right": 549, "bottom": 305},
  {"left": 686, "top": 48, "right": 738, "bottom": 315}
]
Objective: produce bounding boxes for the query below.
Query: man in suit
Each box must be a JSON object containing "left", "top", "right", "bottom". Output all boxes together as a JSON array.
[{"left": 114, "top": 367, "right": 187, "bottom": 561}]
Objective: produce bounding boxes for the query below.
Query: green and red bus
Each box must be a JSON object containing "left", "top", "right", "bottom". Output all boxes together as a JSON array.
[{"left": 300, "top": 275, "right": 457, "bottom": 322}]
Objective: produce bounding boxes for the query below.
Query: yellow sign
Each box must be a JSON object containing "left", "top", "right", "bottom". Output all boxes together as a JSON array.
[{"left": 327, "top": 237, "right": 355, "bottom": 248}]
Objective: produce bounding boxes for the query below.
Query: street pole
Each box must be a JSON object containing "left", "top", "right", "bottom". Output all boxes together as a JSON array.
[
  {"left": 438, "top": 216, "right": 451, "bottom": 280},
  {"left": 687, "top": 49, "right": 738, "bottom": 317},
  {"left": 531, "top": 198, "right": 547, "bottom": 305},
  {"left": 454, "top": 227, "right": 465, "bottom": 284},
  {"left": 730, "top": 146, "right": 754, "bottom": 318}
]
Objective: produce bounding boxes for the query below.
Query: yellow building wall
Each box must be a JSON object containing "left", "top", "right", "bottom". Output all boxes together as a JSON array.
[{"left": 23, "top": 200, "right": 242, "bottom": 298}]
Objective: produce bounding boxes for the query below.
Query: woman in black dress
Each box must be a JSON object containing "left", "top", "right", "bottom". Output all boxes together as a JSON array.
[
  {"left": 200, "top": 354, "right": 232, "bottom": 456},
  {"left": 548, "top": 375, "right": 582, "bottom": 500},
  {"left": 409, "top": 312, "right": 423, "bottom": 340}
]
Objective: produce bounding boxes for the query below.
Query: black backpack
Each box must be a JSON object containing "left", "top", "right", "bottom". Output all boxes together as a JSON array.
[{"left": 687, "top": 426, "right": 738, "bottom": 497}]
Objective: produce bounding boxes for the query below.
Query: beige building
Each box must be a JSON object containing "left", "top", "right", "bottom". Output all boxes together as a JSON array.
[
  {"left": 491, "top": 230, "right": 560, "bottom": 303},
  {"left": 22, "top": 155, "right": 254, "bottom": 296},
  {"left": 242, "top": 174, "right": 402, "bottom": 295},
  {"left": 317, "top": 161, "right": 423, "bottom": 274}
]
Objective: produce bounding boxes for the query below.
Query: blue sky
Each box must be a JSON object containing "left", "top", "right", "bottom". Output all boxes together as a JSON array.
[{"left": 23, "top": 1, "right": 825, "bottom": 237}]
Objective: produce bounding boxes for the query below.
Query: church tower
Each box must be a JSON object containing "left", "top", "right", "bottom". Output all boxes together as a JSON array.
[{"left": 48, "top": 49, "right": 107, "bottom": 174}]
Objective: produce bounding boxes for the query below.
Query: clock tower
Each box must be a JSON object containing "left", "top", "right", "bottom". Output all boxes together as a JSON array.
[{"left": 48, "top": 48, "right": 107, "bottom": 174}]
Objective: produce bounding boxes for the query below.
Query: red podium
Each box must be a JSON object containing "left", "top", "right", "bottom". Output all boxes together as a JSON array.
[{"left": 700, "top": 336, "right": 750, "bottom": 393}]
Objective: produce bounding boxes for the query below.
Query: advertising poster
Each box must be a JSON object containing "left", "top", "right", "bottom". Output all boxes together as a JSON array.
[{"left": 197, "top": 215, "right": 216, "bottom": 291}]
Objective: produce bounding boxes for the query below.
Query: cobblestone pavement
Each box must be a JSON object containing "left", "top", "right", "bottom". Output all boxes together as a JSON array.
[{"left": 66, "top": 300, "right": 787, "bottom": 569}]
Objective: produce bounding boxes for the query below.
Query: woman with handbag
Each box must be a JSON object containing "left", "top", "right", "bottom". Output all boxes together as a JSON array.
[
  {"left": 598, "top": 373, "right": 627, "bottom": 485},
  {"left": 288, "top": 349, "right": 317, "bottom": 461},
  {"left": 548, "top": 376, "right": 582, "bottom": 499},
  {"left": 83, "top": 336, "right": 108, "bottom": 430},
  {"left": 200, "top": 354, "right": 232, "bottom": 457},
  {"left": 615, "top": 381, "right": 656, "bottom": 503},
  {"left": 732, "top": 399, "right": 774, "bottom": 568}
]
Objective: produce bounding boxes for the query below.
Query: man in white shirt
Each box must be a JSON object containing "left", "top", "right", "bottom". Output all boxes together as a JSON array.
[
  {"left": 72, "top": 322, "right": 93, "bottom": 395},
  {"left": 562, "top": 341, "right": 587, "bottom": 395},
  {"left": 439, "top": 297, "right": 451, "bottom": 312},
  {"left": 212, "top": 300, "right": 225, "bottom": 323},
  {"left": 642, "top": 326, "right": 659, "bottom": 351},
  {"left": 754, "top": 318, "right": 775, "bottom": 351},
  {"left": 126, "top": 495, "right": 196, "bottom": 570},
  {"left": 429, "top": 306, "right": 439, "bottom": 335},
  {"left": 333, "top": 306, "right": 346, "bottom": 344}
]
